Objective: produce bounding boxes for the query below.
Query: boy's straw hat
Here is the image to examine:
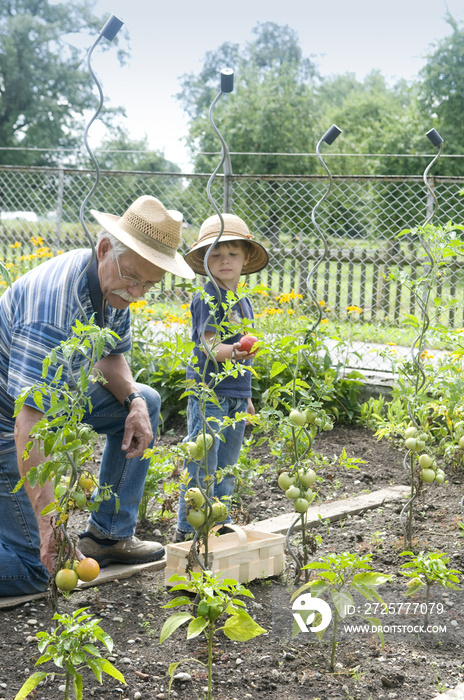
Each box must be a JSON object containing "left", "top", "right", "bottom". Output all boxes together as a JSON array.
[
  {"left": 91, "top": 195, "right": 195, "bottom": 279},
  {"left": 185, "top": 213, "right": 269, "bottom": 275}
]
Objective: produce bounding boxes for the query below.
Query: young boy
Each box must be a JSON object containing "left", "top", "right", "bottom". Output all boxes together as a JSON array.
[{"left": 174, "top": 213, "right": 268, "bottom": 542}]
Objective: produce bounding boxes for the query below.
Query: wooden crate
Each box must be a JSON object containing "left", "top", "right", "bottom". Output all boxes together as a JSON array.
[{"left": 165, "top": 525, "right": 286, "bottom": 586}]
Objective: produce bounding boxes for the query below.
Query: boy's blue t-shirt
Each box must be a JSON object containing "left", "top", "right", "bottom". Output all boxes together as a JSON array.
[{"left": 186, "top": 281, "right": 254, "bottom": 398}]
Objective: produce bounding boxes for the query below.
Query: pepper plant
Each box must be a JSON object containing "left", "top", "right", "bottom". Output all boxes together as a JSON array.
[
  {"left": 400, "top": 550, "right": 461, "bottom": 628},
  {"left": 291, "top": 551, "right": 392, "bottom": 671},
  {"left": 161, "top": 570, "right": 266, "bottom": 700},
  {"left": 14, "top": 607, "right": 125, "bottom": 700}
]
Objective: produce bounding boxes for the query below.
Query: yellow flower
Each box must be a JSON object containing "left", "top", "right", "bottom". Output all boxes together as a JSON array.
[
  {"left": 286, "top": 309, "right": 295, "bottom": 315},
  {"left": 386, "top": 342, "right": 397, "bottom": 346},
  {"left": 318, "top": 300, "right": 326, "bottom": 307},
  {"left": 346, "top": 305, "right": 363, "bottom": 314},
  {"left": 420, "top": 350, "right": 434, "bottom": 360},
  {"left": 275, "top": 290, "right": 303, "bottom": 304},
  {"left": 9, "top": 241, "right": 21, "bottom": 249},
  {"left": 320, "top": 318, "right": 329, "bottom": 324},
  {"left": 30, "top": 236, "right": 44, "bottom": 247},
  {"left": 130, "top": 299, "right": 148, "bottom": 311}
]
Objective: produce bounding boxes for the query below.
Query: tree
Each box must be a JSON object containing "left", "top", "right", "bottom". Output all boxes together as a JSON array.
[
  {"left": 177, "top": 22, "right": 320, "bottom": 176},
  {"left": 419, "top": 13, "right": 464, "bottom": 174},
  {"left": 0, "top": 0, "right": 128, "bottom": 166}
]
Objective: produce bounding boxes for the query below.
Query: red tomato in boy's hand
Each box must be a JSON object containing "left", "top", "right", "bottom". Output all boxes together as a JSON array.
[{"left": 238, "top": 335, "right": 259, "bottom": 353}]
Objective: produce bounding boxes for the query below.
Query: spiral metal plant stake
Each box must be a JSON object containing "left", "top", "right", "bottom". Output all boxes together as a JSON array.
[
  {"left": 188, "top": 69, "right": 235, "bottom": 571},
  {"left": 285, "top": 125, "right": 342, "bottom": 582},
  {"left": 400, "top": 128, "right": 443, "bottom": 547},
  {"left": 50, "top": 15, "right": 123, "bottom": 607}
]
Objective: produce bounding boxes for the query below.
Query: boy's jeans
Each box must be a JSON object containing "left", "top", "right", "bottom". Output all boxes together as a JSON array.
[
  {"left": 177, "top": 395, "right": 248, "bottom": 535},
  {"left": 0, "top": 382, "right": 160, "bottom": 596}
]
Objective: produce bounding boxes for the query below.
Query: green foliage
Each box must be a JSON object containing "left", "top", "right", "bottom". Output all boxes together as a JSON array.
[
  {"left": 14, "top": 607, "right": 125, "bottom": 700},
  {"left": 12, "top": 320, "right": 120, "bottom": 590},
  {"left": 400, "top": 551, "right": 461, "bottom": 626},
  {"left": 292, "top": 552, "right": 392, "bottom": 671},
  {"left": 0, "top": 0, "right": 128, "bottom": 167},
  {"left": 161, "top": 571, "right": 266, "bottom": 700},
  {"left": 138, "top": 444, "right": 182, "bottom": 521},
  {"left": 420, "top": 13, "right": 464, "bottom": 173}
]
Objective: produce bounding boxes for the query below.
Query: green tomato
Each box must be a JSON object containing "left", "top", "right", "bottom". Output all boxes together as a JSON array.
[
  {"left": 298, "top": 469, "right": 317, "bottom": 487},
  {"left": 277, "top": 472, "right": 296, "bottom": 490},
  {"left": 305, "top": 410, "right": 318, "bottom": 424},
  {"left": 404, "top": 426, "right": 417, "bottom": 439},
  {"left": 294, "top": 497, "right": 310, "bottom": 513},
  {"left": 418, "top": 454, "right": 433, "bottom": 469},
  {"left": 196, "top": 433, "right": 214, "bottom": 454},
  {"left": 459, "top": 436, "right": 464, "bottom": 450},
  {"left": 187, "top": 441, "right": 203, "bottom": 460},
  {"left": 186, "top": 508, "right": 206, "bottom": 529},
  {"left": 314, "top": 417, "right": 324, "bottom": 428},
  {"left": 211, "top": 502, "right": 228, "bottom": 522},
  {"left": 322, "top": 421, "right": 333, "bottom": 431},
  {"left": 420, "top": 468, "right": 436, "bottom": 483},
  {"left": 435, "top": 473, "right": 445, "bottom": 484},
  {"left": 289, "top": 410, "right": 306, "bottom": 426},
  {"left": 405, "top": 437, "right": 417, "bottom": 451},
  {"left": 415, "top": 440, "right": 426, "bottom": 451},
  {"left": 285, "top": 485, "right": 301, "bottom": 500},
  {"left": 185, "top": 487, "right": 205, "bottom": 508},
  {"left": 71, "top": 490, "right": 87, "bottom": 509}
]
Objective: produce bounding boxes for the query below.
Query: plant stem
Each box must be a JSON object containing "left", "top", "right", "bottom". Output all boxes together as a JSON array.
[
  {"left": 207, "top": 622, "right": 214, "bottom": 700},
  {"left": 330, "top": 609, "right": 339, "bottom": 672},
  {"left": 64, "top": 672, "right": 71, "bottom": 700}
]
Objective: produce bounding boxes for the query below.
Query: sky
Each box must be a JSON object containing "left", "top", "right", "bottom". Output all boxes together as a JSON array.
[{"left": 86, "top": 0, "right": 463, "bottom": 171}]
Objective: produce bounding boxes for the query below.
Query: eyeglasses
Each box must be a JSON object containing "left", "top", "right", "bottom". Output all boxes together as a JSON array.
[{"left": 115, "top": 256, "right": 154, "bottom": 295}]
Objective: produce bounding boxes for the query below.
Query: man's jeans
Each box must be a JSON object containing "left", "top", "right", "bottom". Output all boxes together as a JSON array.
[
  {"left": 177, "top": 395, "right": 247, "bottom": 535},
  {"left": 0, "top": 382, "right": 160, "bottom": 596}
]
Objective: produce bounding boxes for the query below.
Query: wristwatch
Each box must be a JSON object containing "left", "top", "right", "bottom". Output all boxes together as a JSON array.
[{"left": 124, "top": 391, "right": 146, "bottom": 412}]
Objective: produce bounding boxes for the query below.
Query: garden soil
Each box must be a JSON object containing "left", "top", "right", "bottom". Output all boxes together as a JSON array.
[{"left": 1, "top": 423, "right": 464, "bottom": 700}]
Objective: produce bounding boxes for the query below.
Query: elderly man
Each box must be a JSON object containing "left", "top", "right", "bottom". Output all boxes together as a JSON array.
[{"left": 0, "top": 196, "right": 194, "bottom": 596}]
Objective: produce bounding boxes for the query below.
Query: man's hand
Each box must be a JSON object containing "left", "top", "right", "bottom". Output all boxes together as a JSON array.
[{"left": 121, "top": 398, "right": 153, "bottom": 458}]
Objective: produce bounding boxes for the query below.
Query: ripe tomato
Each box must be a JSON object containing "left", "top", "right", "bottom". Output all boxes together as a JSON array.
[
  {"left": 75, "top": 558, "right": 100, "bottom": 582},
  {"left": 55, "top": 568, "right": 79, "bottom": 592},
  {"left": 238, "top": 335, "right": 259, "bottom": 353}
]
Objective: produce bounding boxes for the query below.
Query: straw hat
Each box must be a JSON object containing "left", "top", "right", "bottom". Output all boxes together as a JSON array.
[
  {"left": 185, "top": 213, "right": 269, "bottom": 275},
  {"left": 91, "top": 195, "right": 195, "bottom": 279}
]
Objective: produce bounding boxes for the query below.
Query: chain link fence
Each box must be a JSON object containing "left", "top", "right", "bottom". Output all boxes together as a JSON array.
[{"left": 1, "top": 164, "right": 464, "bottom": 372}]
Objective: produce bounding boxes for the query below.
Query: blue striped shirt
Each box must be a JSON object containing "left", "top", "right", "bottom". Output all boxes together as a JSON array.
[{"left": 0, "top": 249, "right": 131, "bottom": 444}]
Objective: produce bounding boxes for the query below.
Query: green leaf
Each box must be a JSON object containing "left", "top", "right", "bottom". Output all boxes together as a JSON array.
[
  {"left": 222, "top": 610, "right": 266, "bottom": 641},
  {"left": 87, "top": 658, "right": 103, "bottom": 683},
  {"left": 13, "top": 672, "right": 49, "bottom": 700},
  {"left": 160, "top": 612, "right": 193, "bottom": 643},
  {"left": 33, "top": 390, "right": 44, "bottom": 411},
  {"left": 73, "top": 673, "right": 83, "bottom": 700},
  {"left": 270, "top": 362, "right": 287, "bottom": 378},
  {"left": 187, "top": 616, "right": 209, "bottom": 639},
  {"left": 162, "top": 596, "right": 193, "bottom": 608},
  {"left": 352, "top": 572, "right": 392, "bottom": 588},
  {"left": 331, "top": 589, "right": 353, "bottom": 618},
  {"left": 99, "top": 658, "right": 126, "bottom": 683}
]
